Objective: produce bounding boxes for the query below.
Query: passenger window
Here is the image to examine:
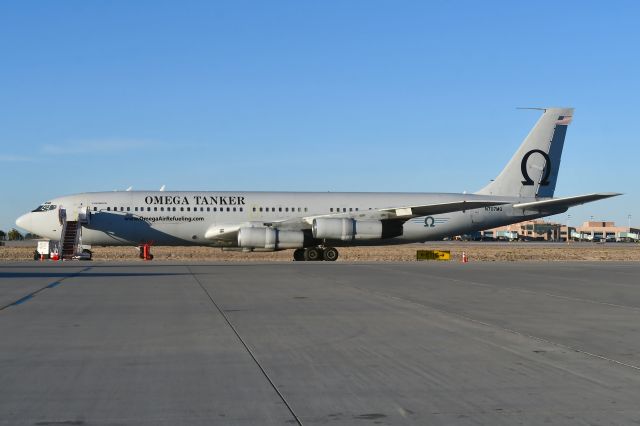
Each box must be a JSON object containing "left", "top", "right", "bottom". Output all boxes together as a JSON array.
[
  {"left": 160, "top": 207, "right": 164, "bottom": 211},
  {"left": 180, "top": 207, "right": 184, "bottom": 212},
  {"left": 285, "top": 208, "right": 289, "bottom": 212},
  {"left": 343, "top": 208, "right": 346, "bottom": 212},
  {"left": 107, "top": 207, "right": 111, "bottom": 211},
  {"left": 93, "top": 207, "right": 97, "bottom": 211},
  {"left": 259, "top": 207, "right": 263, "bottom": 212},
  {"left": 298, "top": 208, "right": 301, "bottom": 212},
  {"left": 240, "top": 207, "right": 243, "bottom": 212},
  {"left": 207, "top": 207, "right": 211, "bottom": 212},
  {"left": 253, "top": 207, "right": 256, "bottom": 212},
  {"left": 272, "top": 207, "right": 275, "bottom": 212},
  {"left": 349, "top": 208, "right": 352, "bottom": 212},
  {"left": 356, "top": 208, "right": 359, "bottom": 211},
  {"left": 147, "top": 207, "right": 151, "bottom": 211},
  {"left": 330, "top": 208, "right": 333, "bottom": 212},
  {"left": 279, "top": 207, "right": 282, "bottom": 212},
  {"left": 154, "top": 207, "right": 158, "bottom": 211},
  {"left": 233, "top": 207, "right": 237, "bottom": 212},
  {"left": 227, "top": 207, "right": 230, "bottom": 212},
  {"left": 187, "top": 207, "right": 190, "bottom": 212},
  {"left": 304, "top": 208, "right": 308, "bottom": 212},
  {"left": 213, "top": 207, "right": 217, "bottom": 212}
]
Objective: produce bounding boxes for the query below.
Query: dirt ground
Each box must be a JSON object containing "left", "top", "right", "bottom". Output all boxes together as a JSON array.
[{"left": 2, "top": 242, "right": 640, "bottom": 262}]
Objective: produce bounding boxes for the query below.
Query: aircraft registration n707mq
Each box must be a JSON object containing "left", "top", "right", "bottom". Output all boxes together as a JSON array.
[{"left": 16, "top": 107, "right": 619, "bottom": 261}]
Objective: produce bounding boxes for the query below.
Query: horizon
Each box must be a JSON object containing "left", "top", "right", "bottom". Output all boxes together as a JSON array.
[{"left": 2, "top": 1, "right": 638, "bottom": 232}]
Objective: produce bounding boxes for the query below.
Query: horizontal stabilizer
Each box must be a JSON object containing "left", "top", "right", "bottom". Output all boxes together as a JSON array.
[{"left": 512, "top": 193, "right": 621, "bottom": 210}]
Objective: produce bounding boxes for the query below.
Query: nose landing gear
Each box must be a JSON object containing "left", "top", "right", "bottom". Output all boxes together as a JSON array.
[{"left": 293, "top": 246, "right": 339, "bottom": 262}]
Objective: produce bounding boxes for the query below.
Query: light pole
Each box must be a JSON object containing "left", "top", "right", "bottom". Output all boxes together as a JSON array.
[
  {"left": 629, "top": 214, "right": 632, "bottom": 231},
  {"left": 567, "top": 214, "right": 571, "bottom": 244}
]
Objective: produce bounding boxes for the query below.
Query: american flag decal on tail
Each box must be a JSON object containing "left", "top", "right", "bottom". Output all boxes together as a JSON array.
[{"left": 556, "top": 115, "right": 573, "bottom": 125}]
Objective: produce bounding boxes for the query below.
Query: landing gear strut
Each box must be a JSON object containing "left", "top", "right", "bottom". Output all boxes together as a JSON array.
[{"left": 293, "top": 247, "right": 339, "bottom": 262}]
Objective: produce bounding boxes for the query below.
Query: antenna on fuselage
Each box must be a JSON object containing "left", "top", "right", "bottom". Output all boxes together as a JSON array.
[
  {"left": 126, "top": 186, "right": 133, "bottom": 191},
  {"left": 159, "top": 185, "right": 166, "bottom": 191}
]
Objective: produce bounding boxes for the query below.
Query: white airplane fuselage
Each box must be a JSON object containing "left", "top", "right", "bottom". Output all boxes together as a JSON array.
[{"left": 16, "top": 191, "right": 553, "bottom": 247}]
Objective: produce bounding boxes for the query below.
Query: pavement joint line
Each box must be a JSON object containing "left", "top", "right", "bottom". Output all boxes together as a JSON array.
[
  {"left": 338, "top": 276, "right": 640, "bottom": 374},
  {"left": 0, "top": 266, "right": 93, "bottom": 312},
  {"left": 362, "top": 263, "right": 640, "bottom": 313},
  {"left": 186, "top": 266, "right": 304, "bottom": 426}
]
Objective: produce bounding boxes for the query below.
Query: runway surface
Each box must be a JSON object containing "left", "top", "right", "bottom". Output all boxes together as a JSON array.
[{"left": 1, "top": 261, "right": 640, "bottom": 425}]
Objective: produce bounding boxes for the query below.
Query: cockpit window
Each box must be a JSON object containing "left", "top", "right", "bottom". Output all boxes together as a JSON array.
[{"left": 32, "top": 203, "right": 57, "bottom": 212}]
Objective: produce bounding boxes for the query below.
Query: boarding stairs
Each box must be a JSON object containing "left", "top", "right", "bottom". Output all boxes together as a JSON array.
[
  {"left": 61, "top": 221, "right": 79, "bottom": 259},
  {"left": 59, "top": 206, "right": 91, "bottom": 260}
]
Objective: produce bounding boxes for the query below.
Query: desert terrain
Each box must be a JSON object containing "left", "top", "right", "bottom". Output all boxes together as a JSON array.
[{"left": 2, "top": 242, "right": 640, "bottom": 262}]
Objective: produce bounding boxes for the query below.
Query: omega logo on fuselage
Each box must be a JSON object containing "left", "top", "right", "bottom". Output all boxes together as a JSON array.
[{"left": 143, "top": 195, "right": 246, "bottom": 206}]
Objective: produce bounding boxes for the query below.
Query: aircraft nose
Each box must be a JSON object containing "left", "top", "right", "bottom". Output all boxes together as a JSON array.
[{"left": 15, "top": 213, "right": 32, "bottom": 231}]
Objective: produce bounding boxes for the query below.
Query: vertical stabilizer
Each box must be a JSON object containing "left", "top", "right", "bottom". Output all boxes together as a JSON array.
[{"left": 476, "top": 107, "right": 573, "bottom": 198}]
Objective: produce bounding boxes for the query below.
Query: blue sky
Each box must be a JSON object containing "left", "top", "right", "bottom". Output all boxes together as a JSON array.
[{"left": 1, "top": 1, "right": 639, "bottom": 232}]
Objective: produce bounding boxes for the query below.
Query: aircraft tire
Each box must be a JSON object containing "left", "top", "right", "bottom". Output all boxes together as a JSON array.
[
  {"left": 293, "top": 249, "right": 305, "bottom": 261},
  {"left": 304, "top": 247, "right": 322, "bottom": 261},
  {"left": 322, "top": 247, "right": 339, "bottom": 262}
]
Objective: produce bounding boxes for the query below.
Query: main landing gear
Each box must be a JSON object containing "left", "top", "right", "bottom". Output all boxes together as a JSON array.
[{"left": 293, "top": 247, "right": 339, "bottom": 262}]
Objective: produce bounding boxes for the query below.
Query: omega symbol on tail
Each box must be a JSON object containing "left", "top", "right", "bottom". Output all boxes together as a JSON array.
[
  {"left": 424, "top": 216, "right": 435, "bottom": 227},
  {"left": 521, "top": 149, "right": 551, "bottom": 186}
]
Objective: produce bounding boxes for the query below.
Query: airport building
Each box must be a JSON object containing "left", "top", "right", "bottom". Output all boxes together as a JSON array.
[{"left": 482, "top": 220, "right": 639, "bottom": 242}]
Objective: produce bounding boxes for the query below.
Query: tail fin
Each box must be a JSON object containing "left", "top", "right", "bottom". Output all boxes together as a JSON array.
[{"left": 475, "top": 107, "right": 574, "bottom": 198}]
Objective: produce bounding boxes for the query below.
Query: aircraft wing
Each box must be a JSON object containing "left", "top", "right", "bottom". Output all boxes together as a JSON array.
[
  {"left": 204, "top": 199, "right": 510, "bottom": 240},
  {"left": 512, "top": 193, "right": 621, "bottom": 211},
  {"left": 272, "top": 199, "right": 509, "bottom": 230},
  {"left": 378, "top": 200, "right": 509, "bottom": 218}
]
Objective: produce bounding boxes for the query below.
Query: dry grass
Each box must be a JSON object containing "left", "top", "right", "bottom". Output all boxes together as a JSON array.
[{"left": 2, "top": 243, "right": 640, "bottom": 262}]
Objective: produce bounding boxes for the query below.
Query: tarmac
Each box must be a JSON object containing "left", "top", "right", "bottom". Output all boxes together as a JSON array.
[{"left": 1, "top": 261, "right": 640, "bottom": 425}]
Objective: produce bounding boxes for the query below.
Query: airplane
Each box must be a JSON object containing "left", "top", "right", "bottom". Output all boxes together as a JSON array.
[{"left": 15, "top": 107, "right": 619, "bottom": 261}]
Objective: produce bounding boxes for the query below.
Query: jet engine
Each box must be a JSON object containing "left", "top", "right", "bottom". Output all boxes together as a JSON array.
[
  {"left": 237, "top": 227, "right": 305, "bottom": 250},
  {"left": 312, "top": 218, "right": 403, "bottom": 241}
]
